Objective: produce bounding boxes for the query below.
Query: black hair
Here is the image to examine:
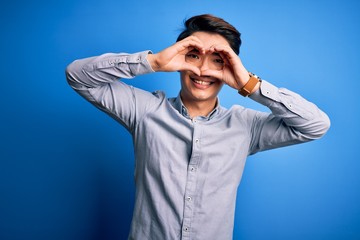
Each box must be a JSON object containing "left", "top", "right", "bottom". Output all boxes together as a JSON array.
[{"left": 177, "top": 14, "right": 241, "bottom": 55}]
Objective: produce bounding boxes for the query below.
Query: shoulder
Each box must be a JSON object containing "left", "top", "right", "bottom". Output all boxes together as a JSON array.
[{"left": 152, "top": 90, "right": 166, "bottom": 99}]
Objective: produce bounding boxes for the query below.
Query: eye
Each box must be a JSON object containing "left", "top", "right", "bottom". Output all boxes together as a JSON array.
[
  {"left": 214, "top": 58, "right": 224, "bottom": 64},
  {"left": 186, "top": 53, "right": 200, "bottom": 59}
]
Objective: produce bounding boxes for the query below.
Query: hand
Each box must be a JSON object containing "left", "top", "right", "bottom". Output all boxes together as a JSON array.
[
  {"left": 147, "top": 36, "right": 205, "bottom": 76},
  {"left": 201, "top": 45, "right": 251, "bottom": 90}
]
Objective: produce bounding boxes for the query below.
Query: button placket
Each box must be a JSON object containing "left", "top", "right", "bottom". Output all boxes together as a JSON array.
[{"left": 181, "top": 120, "right": 201, "bottom": 239}]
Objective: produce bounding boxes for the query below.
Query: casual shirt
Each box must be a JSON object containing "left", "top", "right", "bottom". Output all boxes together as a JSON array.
[{"left": 66, "top": 51, "right": 330, "bottom": 240}]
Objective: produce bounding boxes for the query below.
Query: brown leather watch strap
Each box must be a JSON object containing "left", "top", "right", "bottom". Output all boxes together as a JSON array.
[{"left": 238, "top": 73, "right": 260, "bottom": 97}]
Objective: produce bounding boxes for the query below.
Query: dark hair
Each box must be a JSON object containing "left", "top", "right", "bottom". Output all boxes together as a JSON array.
[{"left": 176, "top": 14, "right": 241, "bottom": 55}]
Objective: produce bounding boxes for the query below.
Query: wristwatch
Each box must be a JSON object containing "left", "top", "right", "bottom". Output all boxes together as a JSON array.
[{"left": 238, "top": 72, "right": 261, "bottom": 97}]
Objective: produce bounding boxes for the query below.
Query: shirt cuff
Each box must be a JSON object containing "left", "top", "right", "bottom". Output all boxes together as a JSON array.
[
  {"left": 128, "top": 50, "right": 155, "bottom": 76},
  {"left": 249, "top": 80, "right": 280, "bottom": 105},
  {"left": 249, "top": 80, "right": 315, "bottom": 119}
]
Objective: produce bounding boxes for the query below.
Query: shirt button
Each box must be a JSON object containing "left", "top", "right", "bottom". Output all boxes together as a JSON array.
[
  {"left": 190, "top": 167, "right": 195, "bottom": 172},
  {"left": 187, "top": 196, "right": 192, "bottom": 201},
  {"left": 195, "top": 139, "right": 199, "bottom": 143}
]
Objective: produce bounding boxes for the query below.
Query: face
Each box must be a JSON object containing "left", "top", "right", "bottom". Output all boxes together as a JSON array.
[{"left": 180, "top": 31, "right": 230, "bottom": 105}]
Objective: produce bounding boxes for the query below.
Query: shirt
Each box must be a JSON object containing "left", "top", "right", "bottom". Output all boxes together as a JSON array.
[{"left": 66, "top": 51, "right": 330, "bottom": 240}]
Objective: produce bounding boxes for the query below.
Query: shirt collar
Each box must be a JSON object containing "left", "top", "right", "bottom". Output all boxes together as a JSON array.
[{"left": 170, "top": 93, "right": 221, "bottom": 120}]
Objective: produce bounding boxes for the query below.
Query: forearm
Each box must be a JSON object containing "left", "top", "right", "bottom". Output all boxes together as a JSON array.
[
  {"left": 66, "top": 51, "right": 154, "bottom": 90},
  {"left": 249, "top": 80, "right": 330, "bottom": 140},
  {"left": 65, "top": 51, "right": 159, "bottom": 131}
]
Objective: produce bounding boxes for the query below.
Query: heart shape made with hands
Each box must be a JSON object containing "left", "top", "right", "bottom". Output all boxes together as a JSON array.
[{"left": 184, "top": 47, "right": 225, "bottom": 71}]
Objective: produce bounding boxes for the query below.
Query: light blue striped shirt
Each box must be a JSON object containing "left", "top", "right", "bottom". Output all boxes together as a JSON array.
[{"left": 66, "top": 51, "right": 330, "bottom": 240}]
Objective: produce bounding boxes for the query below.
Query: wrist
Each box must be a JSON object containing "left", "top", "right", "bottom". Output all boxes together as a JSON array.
[
  {"left": 250, "top": 81, "right": 261, "bottom": 95},
  {"left": 146, "top": 53, "right": 160, "bottom": 72},
  {"left": 238, "top": 72, "right": 261, "bottom": 97}
]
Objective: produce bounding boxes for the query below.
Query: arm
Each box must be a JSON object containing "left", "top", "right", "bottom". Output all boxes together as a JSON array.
[
  {"left": 65, "top": 36, "right": 208, "bottom": 131},
  {"left": 65, "top": 51, "right": 156, "bottom": 131},
  {"left": 247, "top": 80, "right": 330, "bottom": 154},
  {"left": 201, "top": 45, "right": 330, "bottom": 153}
]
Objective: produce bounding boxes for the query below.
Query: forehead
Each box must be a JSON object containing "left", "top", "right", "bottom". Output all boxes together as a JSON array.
[{"left": 190, "top": 31, "right": 230, "bottom": 49}]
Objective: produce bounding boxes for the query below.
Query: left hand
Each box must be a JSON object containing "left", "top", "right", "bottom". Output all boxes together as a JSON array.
[{"left": 201, "top": 45, "right": 251, "bottom": 90}]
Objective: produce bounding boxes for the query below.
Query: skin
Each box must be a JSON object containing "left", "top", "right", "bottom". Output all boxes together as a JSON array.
[{"left": 147, "top": 31, "right": 260, "bottom": 118}]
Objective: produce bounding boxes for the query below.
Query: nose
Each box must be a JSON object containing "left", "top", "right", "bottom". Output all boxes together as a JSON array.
[{"left": 199, "top": 56, "right": 211, "bottom": 71}]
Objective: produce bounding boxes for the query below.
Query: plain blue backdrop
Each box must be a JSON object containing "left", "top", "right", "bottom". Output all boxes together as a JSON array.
[{"left": 1, "top": 0, "right": 359, "bottom": 239}]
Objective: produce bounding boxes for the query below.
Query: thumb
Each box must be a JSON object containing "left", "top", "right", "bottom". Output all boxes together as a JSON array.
[
  {"left": 201, "top": 69, "right": 223, "bottom": 80},
  {"left": 181, "top": 63, "right": 201, "bottom": 76}
]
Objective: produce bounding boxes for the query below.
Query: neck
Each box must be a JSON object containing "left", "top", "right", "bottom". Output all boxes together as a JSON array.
[{"left": 181, "top": 97, "right": 218, "bottom": 119}]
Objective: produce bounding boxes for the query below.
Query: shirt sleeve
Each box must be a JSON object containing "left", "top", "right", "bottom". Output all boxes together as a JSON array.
[
  {"left": 247, "top": 80, "right": 330, "bottom": 155},
  {"left": 65, "top": 51, "right": 159, "bottom": 132}
]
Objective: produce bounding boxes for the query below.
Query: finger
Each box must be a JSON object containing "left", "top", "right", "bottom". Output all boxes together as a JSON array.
[
  {"left": 201, "top": 69, "right": 223, "bottom": 80},
  {"left": 210, "top": 45, "right": 243, "bottom": 71},
  {"left": 181, "top": 63, "right": 201, "bottom": 76},
  {"left": 177, "top": 37, "right": 205, "bottom": 54},
  {"left": 218, "top": 51, "right": 231, "bottom": 67},
  {"left": 206, "top": 46, "right": 230, "bottom": 67},
  {"left": 180, "top": 35, "right": 204, "bottom": 47},
  {"left": 210, "top": 45, "right": 238, "bottom": 63},
  {"left": 211, "top": 44, "right": 235, "bottom": 56},
  {"left": 202, "top": 69, "right": 239, "bottom": 89}
]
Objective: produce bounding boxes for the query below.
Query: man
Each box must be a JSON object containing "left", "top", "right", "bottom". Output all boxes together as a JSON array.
[{"left": 66, "top": 14, "right": 330, "bottom": 240}]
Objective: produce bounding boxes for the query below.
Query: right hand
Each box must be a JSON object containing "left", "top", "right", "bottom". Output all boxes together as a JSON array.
[{"left": 147, "top": 36, "right": 205, "bottom": 76}]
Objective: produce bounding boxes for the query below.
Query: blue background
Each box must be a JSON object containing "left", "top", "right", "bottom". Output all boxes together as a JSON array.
[{"left": 1, "top": 0, "right": 359, "bottom": 239}]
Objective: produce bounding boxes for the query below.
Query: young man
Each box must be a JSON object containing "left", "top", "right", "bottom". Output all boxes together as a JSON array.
[{"left": 66, "top": 14, "right": 330, "bottom": 240}]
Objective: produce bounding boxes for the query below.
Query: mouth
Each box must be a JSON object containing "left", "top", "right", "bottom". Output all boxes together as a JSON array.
[{"left": 190, "top": 76, "right": 216, "bottom": 87}]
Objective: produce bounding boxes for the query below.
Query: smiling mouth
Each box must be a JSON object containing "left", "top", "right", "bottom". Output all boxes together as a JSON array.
[{"left": 190, "top": 77, "right": 215, "bottom": 86}]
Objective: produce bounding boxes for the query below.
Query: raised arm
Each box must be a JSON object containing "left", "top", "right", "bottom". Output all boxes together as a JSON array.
[
  {"left": 65, "top": 36, "right": 209, "bottom": 131},
  {"left": 247, "top": 80, "right": 331, "bottom": 154},
  {"left": 201, "top": 44, "right": 330, "bottom": 153},
  {"left": 65, "top": 51, "right": 156, "bottom": 131}
]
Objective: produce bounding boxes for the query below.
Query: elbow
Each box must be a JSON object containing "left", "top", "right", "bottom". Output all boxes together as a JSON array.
[
  {"left": 308, "top": 111, "right": 331, "bottom": 140},
  {"left": 323, "top": 112, "right": 331, "bottom": 133},
  {"left": 65, "top": 61, "right": 77, "bottom": 86},
  {"left": 65, "top": 60, "right": 85, "bottom": 90},
  {"left": 319, "top": 113, "right": 331, "bottom": 138}
]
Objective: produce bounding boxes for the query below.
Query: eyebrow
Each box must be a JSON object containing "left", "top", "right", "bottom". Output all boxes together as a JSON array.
[
  {"left": 188, "top": 49, "right": 221, "bottom": 57},
  {"left": 212, "top": 52, "right": 221, "bottom": 57},
  {"left": 188, "top": 48, "right": 200, "bottom": 54}
]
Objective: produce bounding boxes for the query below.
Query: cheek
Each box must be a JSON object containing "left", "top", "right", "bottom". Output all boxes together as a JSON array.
[
  {"left": 179, "top": 71, "right": 186, "bottom": 86},
  {"left": 213, "top": 82, "right": 225, "bottom": 93},
  {"left": 179, "top": 71, "right": 187, "bottom": 80},
  {"left": 180, "top": 71, "right": 192, "bottom": 84},
  {"left": 215, "top": 81, "right": 224, "bottom": 88}
]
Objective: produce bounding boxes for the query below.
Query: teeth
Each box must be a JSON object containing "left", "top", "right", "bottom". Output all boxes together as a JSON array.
[{"left": 193, "top": 79, "right": 211, "bottom": 86}]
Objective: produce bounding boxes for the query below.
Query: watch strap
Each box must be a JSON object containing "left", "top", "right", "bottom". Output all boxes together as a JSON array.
[{"left": 238, "top": 73, "right": 260, "bottom": 97}]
